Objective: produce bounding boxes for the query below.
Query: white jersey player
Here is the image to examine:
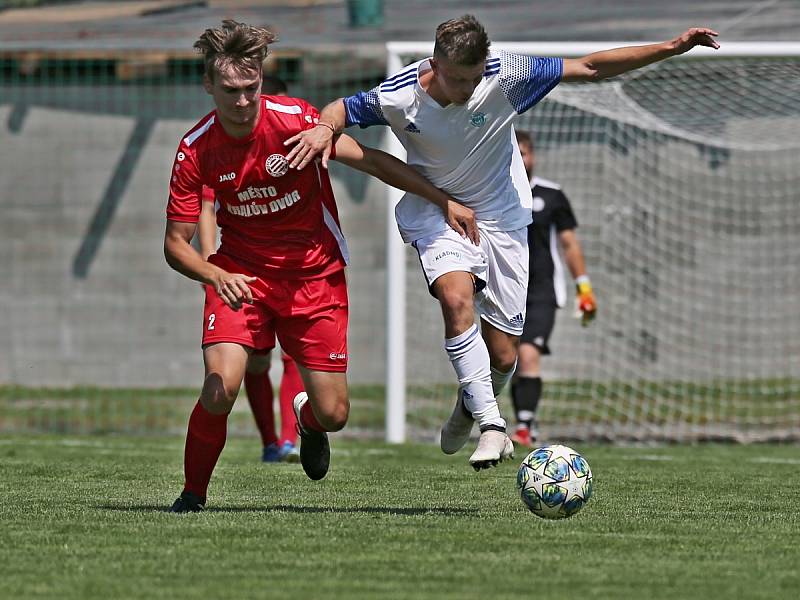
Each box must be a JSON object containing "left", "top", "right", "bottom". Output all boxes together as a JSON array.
[
  {"left": 285, "top": 15, "right": 720, "bottom": 470},
  {"left": 350, "top": 52, "right": 560, "bottom": 243}
]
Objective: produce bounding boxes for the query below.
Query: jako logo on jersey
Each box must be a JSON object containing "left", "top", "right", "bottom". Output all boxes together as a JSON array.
[
  {"left": 265, "top": 153, "right": 289, "bottom": 177},
  {"left": 470, "top": 112, "right": 487, "bottom": 127},
  {"left": 404, "top": 122, "right": 421, "bottom": 134},
  {"left": 219, "top": 172, "right": 236, "bottom": 182},
  {"left": 510, "top": 313, "right": 525, "bottom": 326},
  {"left": 329, "top": 352, "right": 347, "bottom": 360}
]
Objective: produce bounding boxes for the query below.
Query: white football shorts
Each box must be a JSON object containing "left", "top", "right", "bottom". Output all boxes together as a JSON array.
[{"left": 412, "top": 226, "right": 529, "bottom": 335}]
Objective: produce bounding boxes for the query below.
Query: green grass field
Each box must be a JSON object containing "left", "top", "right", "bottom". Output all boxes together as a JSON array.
[{"left": 1, "top": 434, "right": 799, "bottom": 599}]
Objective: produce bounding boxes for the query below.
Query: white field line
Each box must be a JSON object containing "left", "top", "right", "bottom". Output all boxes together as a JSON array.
[
  {"left": 618, "top": 454, "right": 675, "bottom": 461},
  {"left": 747, "top": 457, "right": 800, "bottom": 465}
]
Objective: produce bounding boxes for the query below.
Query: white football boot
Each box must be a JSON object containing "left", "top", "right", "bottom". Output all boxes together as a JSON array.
[
  {"left": 468, "top": 430, "right": 514, "bottom": 471},
  {"left": 439, "top": 391, "right": 474, "bottom": 455}
]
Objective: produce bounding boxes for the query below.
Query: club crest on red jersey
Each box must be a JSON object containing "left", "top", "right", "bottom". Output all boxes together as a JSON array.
[{"left": 266, "top": 153, "right": 289, "bottom": 178}]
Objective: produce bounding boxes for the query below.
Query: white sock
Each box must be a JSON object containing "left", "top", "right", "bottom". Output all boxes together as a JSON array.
[
  {"left": 444, "top": 324, "right": 505, "bottom": 430},
  {"left": 491, "top": 361, "right": 516, "bottom": 398}
]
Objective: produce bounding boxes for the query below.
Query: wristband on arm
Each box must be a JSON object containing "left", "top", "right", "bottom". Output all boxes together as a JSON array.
[
  {"left": 315, "top": 121, "right": 336, "bottom": 134},
  {"left": 575, "top": 274, "right": 592, "bottom": 295}
]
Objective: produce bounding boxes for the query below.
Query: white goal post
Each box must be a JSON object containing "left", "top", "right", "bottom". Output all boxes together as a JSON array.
[{"left": 384, "top": 41, "right": 800, "bottom": 444}]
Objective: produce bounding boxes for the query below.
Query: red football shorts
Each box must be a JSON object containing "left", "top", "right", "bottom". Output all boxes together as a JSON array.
[{"left": 202, "top": 254, "right": 349, "bottom": 372}]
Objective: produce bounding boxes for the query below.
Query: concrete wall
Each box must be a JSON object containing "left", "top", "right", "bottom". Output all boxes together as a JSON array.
[{"left": 0, "top": 92, "right": 391, "bottom": 386}]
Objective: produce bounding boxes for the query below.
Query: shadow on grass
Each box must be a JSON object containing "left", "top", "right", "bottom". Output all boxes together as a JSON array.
[{"left": 96, "top": 504, "right": 479, "bottom": 516}]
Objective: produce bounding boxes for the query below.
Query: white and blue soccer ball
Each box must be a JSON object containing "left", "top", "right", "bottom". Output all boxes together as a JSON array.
[{"left": 516, "top": 444, "right": 593, "bottom": 519}]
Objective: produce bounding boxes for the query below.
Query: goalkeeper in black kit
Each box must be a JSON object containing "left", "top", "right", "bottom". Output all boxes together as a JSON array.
[{"left": 510, "top": 130, "right": 597, "bottom": 447}]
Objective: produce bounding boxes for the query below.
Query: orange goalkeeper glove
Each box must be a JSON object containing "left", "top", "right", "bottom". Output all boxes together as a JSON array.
[{"left": 574, "top": 275, "right": 597, "bottom": 327}]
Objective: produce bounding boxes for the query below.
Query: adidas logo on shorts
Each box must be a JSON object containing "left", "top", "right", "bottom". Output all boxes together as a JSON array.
[
  {"left": 404, "top": 122, "right": 421, "bottom": 133},
  {"left": 509, "top": 313, "right": 524, "bottom": 327}
]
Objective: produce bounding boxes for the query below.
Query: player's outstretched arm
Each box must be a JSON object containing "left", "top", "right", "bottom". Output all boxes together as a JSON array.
[
  {"left": 562, "top": 27, "right": 719, "bottom": 82},
  {"left": 284, "top": 99, "right": 347, "bottom": 170},
  {"left": 164, "top": 220, "right": 256, "bottom": 310},
  {"left": 333, "top": 134, "right": 480, "bottom": 245}
]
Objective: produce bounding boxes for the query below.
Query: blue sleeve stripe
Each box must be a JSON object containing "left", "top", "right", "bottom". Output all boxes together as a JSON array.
[
  {"left": 343, "top": 91, "right": 389, "bottom": 128},
  {"left": 484, "top": 57, "right": 501, "bottom": 76},
  {"left": 381, "top": 79, "right": 416, "bottom": 93},
  {"left": 383, "top": 66, "right": 417, "bottom": 85},
  {"left": 381, "top": 72, "right": 417, "bottom": 91}
]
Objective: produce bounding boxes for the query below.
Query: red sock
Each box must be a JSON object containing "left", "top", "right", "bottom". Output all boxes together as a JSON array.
[
  {"left": 245, "top": 371, "right": 278, "bottom": 447},
  {"left": 279, "top": 353, "right": 303, "bottom": 444},
  {"left": 300, "top": 400, "right": 326, "bottom": 432},
  {"left": 183, "top": 401, "right": 228, "bottom": 499}
]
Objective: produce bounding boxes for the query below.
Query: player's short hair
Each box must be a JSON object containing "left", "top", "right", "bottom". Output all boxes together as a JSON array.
[
  {"left": 262, "top": 74, "right": 288, "bottom": 95},
  {"left": 515, "top": 130, "right": 534, "bottom": 149},
  {"left": 194, "top": 19, "right": 277, "bottom": 81},
  {"left": 433, "top": 15, "right": 490, "bottom": 66}
]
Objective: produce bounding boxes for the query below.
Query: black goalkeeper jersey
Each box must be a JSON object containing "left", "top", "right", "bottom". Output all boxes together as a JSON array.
[{"left": 526, "top": 176, "right": 578, "bottom": 307}]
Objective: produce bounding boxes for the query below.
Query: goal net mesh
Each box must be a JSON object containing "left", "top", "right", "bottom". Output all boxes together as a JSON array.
[{"left": 395, "top": 50, "right": 800, "bottom": 443}]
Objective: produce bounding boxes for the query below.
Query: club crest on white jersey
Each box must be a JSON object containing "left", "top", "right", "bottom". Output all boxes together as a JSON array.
[{"left": 470, "top": 112, "right": 487, "bottom": 127}]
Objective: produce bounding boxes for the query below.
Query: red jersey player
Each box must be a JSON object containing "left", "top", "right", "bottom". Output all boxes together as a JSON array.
[
  {"left": 165, "top": 20, "right": 478, "bottom": 512},
  {"left": 197, "top": 76, "right": 304, "bottom": 464}
]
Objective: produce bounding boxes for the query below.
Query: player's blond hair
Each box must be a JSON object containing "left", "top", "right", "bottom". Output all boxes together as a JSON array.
[
  {"left": 194, "top": 19, "right": 277, "bottom": 81},
  {"left": 433, "top": 15, "right": 490, "bottom": 66}
]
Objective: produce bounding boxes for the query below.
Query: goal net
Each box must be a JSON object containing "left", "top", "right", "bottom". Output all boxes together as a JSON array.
[{"left": 385, "top": 42, "right": 800, "bottom": 444}]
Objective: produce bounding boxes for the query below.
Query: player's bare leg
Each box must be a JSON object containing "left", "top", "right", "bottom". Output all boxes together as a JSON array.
[
  {"left": 171, "top": 342, "right": 248, "bottom": 512},
  {"left": 482, "top": 320, "right": 520, "bottom": 396},
  {"left": 278, "top": 353, "right": 303, "bottom": 462},
  {"left": 435, "top": 271, "right": 478, "bottom": 454},
  {"left": 292, "top": 367, "right": 349, "bottom": 480},
  {"left": 433, "top": 271, "right": 509, "bottom": 469}
]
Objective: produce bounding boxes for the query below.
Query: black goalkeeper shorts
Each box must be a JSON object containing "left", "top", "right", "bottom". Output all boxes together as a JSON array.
[{"left": 520, "top": 300, "right": 558, "bottom": 355}]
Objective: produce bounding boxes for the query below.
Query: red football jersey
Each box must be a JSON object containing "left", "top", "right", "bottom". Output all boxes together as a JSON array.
[{"left": 167, "top": 95, "right": 348, "bottom": 279}]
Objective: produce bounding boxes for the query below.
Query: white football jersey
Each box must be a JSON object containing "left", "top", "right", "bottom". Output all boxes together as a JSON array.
[{"left": 343, "top": 51, "right": 562, "bottom": 242}]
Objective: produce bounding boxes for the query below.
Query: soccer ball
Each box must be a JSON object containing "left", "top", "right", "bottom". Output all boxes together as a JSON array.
[{"left": 516, "top": 444, "right": 593, "bottom": 519}]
